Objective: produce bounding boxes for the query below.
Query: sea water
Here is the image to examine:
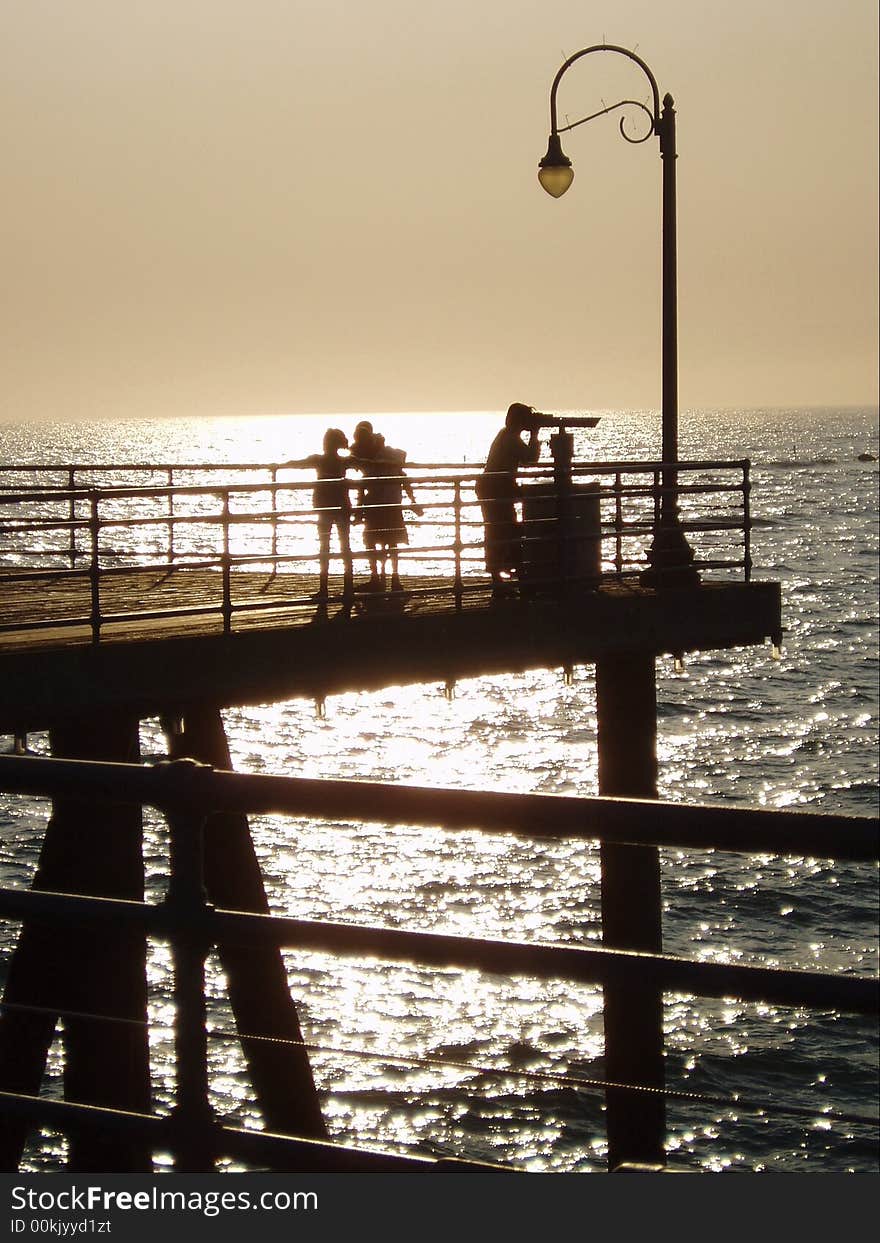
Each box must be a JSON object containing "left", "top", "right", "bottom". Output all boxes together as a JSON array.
[{"left": 0, "top": 406, "right": 877, "bottom": 1172}]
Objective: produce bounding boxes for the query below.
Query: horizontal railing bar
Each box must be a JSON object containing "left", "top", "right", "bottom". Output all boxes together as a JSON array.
[
  {"left": 0, "top": 539, "right": 743, "bottom": 578},
  {"left": 571, "top": 459, "right": 749, "bottom": 474},
  {"left": 0, "top": 464, "right": 749, "bottom": 506},
  {"left": 0, "top": 755, "right": 875, "bottom": 860},
  {"left": 0, "top": 536, "right": 743, "bottom": 560},
  {"left": 0, "top": 615, "right": 95, "bottom": 635},
  {"left": 0, "top": 556, "right": 225, "bottom": 587},
  {"left": 90, "top": 512, "right": 233, "bottom": 530},
  {"left": 84, "top": 558, "right": 225, "bottom": 578},
  {"left": 214, "top": 908, "right": 879, "bottom": 1014},
  {"left": 93, "top": 603, "right": 226, "bottom": 627},
  {"left": 0, "top": 474, "right": 750, "bottom": 509},
  {"left": 0, "top": 521, "right": 89, "bottom": 539},
  {"left": 0, "top": 887, "right": 873, "bottom": 1014},
  {"left": 1, "top": 457, "right": 750, "bottom": 475},
  {"left": 0, "top": 491, "right": 92, "bottom": 507},
  {"left": 0, "top": 565, "right": 91, "bottom": 585}
]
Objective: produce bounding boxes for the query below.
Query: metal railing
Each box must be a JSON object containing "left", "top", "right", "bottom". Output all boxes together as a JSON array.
[
  {"left": 0, "top": 753, "right": 876, "bottom": 1172},
  {"left": 0, "top": 459, "right": 753, "bottom": 643}
]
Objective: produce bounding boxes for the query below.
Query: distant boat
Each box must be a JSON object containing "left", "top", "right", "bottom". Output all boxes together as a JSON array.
[{"left": 857, "top": 451, "right": 877, "bottom": 462}]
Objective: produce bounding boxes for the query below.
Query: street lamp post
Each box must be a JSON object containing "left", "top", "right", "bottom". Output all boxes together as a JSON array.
[{"left": 538, "top": 44, "right": 699, "bottom": 587}]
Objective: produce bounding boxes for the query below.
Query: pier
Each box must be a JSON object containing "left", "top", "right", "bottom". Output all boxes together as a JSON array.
[
  {"left": 0, "top": 456, "right": 777, "bottom": 725},
  {"left": 0, "top": 457, "right": 875, "bottom": 1173}
]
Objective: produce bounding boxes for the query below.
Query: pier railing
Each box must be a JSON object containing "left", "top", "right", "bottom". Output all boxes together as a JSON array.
[
  {"left": 0, "top": 459, "right": 753, "bottom": 642},
  {"left": 0, "top": 753, "right": 876, "bottom": 1173}
]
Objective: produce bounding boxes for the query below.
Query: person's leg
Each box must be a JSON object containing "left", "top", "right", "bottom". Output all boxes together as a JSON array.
[
  {"left": 480, "top": 500, "right": 496, "bottom": 580},
  {"left": 365, "top": 536, "right": 382, "bottom": 589},
  {"left": 371, "top": 512, "right": 388, "bottom": 588},
  {"left": 317, "top": 520, "right": 331, "bottom": 598},
  {"left": 481, "top": 497, "right": 507, "bottom": 585},
  {"left": 338, "top": 517, "right": 353, "bottom": 597}
]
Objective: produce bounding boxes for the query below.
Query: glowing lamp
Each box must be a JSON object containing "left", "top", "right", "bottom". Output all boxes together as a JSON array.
[{"left": 538, "top": 133, "right": 574, "bottom": 197}]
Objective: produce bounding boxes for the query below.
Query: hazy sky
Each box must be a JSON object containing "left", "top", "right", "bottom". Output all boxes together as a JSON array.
[{"left": 2, "top": 0, "right": 877, "bottom": 420}]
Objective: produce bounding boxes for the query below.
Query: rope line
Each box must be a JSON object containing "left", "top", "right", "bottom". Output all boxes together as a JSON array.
[
  {"left": 0, "top": 996, "right": 146, "bottom": 1029},
  {"left": 1, "top": 1001, "right": 875, "bottom": 1131},
  {"left": 220, "top": 1027, "right": 880, "bottom": 1130}
]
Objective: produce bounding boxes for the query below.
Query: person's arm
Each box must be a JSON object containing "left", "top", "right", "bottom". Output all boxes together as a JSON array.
[
  {"left": 403, "top": 473, "right": 423, "bottom": 515},
  {"left": 521, "top": 429, "right": 540, "bottom": 465}
]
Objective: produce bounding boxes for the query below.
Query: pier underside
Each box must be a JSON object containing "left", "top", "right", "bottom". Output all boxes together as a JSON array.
[{"left": 0, "top": 576, "right": 781, "bottom": 734}]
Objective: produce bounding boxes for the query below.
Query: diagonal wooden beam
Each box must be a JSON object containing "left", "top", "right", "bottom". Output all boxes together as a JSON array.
[{"left": 164, "top": 705, "right": 326, "bottom": 1140}]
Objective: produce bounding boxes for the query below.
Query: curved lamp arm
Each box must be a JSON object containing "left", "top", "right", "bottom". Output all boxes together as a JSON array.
[
  {"left": 559, "top": 97, "right": 655, "bottom": 144},
  {"left": 538, "top": 45, "right": 666, "bottom": 196},
  {"left": 548, "top": 44, "right": 661, "bottom": 133}
]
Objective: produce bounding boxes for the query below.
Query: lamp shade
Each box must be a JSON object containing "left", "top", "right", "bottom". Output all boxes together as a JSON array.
[
  {"left": 538, "top": 132, "right": 574, "bottom": 197},
  {"left": 538, "top": 164, "right": 574, "bottom": 197}
]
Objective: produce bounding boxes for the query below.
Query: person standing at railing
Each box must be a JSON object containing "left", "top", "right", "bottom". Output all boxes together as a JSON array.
[
  {"left": 476, "top": 402, "right": 541, "bottom": 596},
  {"left": 350, "top": 422, "right": 383, "bottom": 592},
  {"left": 351, "top": 425, "right": 423, "bottom": 594},
  {"left": 354, "top": 434, "right": 423, "bottom": 594},
  {"left": 284, "top": 428, "right": 355, "bottom": 602}
]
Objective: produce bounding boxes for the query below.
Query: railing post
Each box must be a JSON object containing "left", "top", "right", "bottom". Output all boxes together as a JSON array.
[
  {"left": 167, "top": 467, "right": 175, "bottom": 563},
  {"left": 453, "top": 481, "right": 463, "bottom": 610},
  {"left": 614, "top": 471, "right": 623, "bottom": 575},
  {"left": 551, "top": 431, "right": 574, "bottom": 591},
  {"left": 88, "top": 491, "right": 101, "bottom": 645},
  {"left": 650, "top": 469, "right": 662, "bottom": 583},
  {"left": 164, "top": 764, "right": 217, "bottom": 1172},
  {"left": 221, "top": 490, "right": 232, "bottom": 633},
  {"left": 271, "top": 466, "right": 279, "bottom": 569},
  {"left": 67, "top": 468, "right": 76, "bottom": 569},
  {"left": 742, "top": 460, "right": 752, "bottom": 583}
]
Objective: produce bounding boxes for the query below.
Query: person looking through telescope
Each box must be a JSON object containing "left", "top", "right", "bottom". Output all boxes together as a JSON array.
[{"left": 475, "top": 402, "right": 543, "bottom": 596}]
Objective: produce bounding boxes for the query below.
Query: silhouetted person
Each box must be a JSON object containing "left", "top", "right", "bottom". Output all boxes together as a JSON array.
[
  {"left": 285, "top": 428, "right": 354, "bottom": 601},
  {"left": 477, "top": 402, "right": 541, "bottom": 593},
  {"left": 350, "top": 422, "right": 383, "bottom": 590},
  {"left": 351, "top": 425, "right": 420, "bottom": 592},
  {"left": 355, "top": 434, "right": 422, "bottom": 592}
]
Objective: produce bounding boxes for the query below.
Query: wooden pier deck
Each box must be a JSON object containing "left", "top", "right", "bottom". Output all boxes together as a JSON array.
[
  {"left": 0, "top": 566, "right": 781, "bottom": 734},
  {"left": 0, "top": 567, "right": 482, "bottom": 650}
]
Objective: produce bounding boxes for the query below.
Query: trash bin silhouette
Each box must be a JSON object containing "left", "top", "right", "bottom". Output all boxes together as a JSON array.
[{"left": 520, "top": 480, "right": 601, "bottom": 591}]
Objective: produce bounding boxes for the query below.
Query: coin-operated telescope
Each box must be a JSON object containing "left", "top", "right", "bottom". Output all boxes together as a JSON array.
[
  {"left": 523, "top": 412, "right": 601, "bottom": 479},
  {"left": 524, "top": 412, "right": 600, "bottom": 432}
]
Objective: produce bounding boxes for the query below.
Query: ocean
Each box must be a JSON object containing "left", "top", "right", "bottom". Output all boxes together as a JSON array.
[{"left": 0, "top": 405, "right": 878, "bottom": 1173}]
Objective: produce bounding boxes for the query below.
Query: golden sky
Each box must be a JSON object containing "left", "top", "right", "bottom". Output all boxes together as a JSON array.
[{"left": 2, "top": 0, "right": 877, "bottom": 419}]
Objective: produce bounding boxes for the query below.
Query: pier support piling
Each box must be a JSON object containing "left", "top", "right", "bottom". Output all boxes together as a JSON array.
[
  {"left": 0, "top": 711, "right": 151, "bottom": 1172},
  {"left": 595, "top": 654, "right": 666, "bottom": 1170}
]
